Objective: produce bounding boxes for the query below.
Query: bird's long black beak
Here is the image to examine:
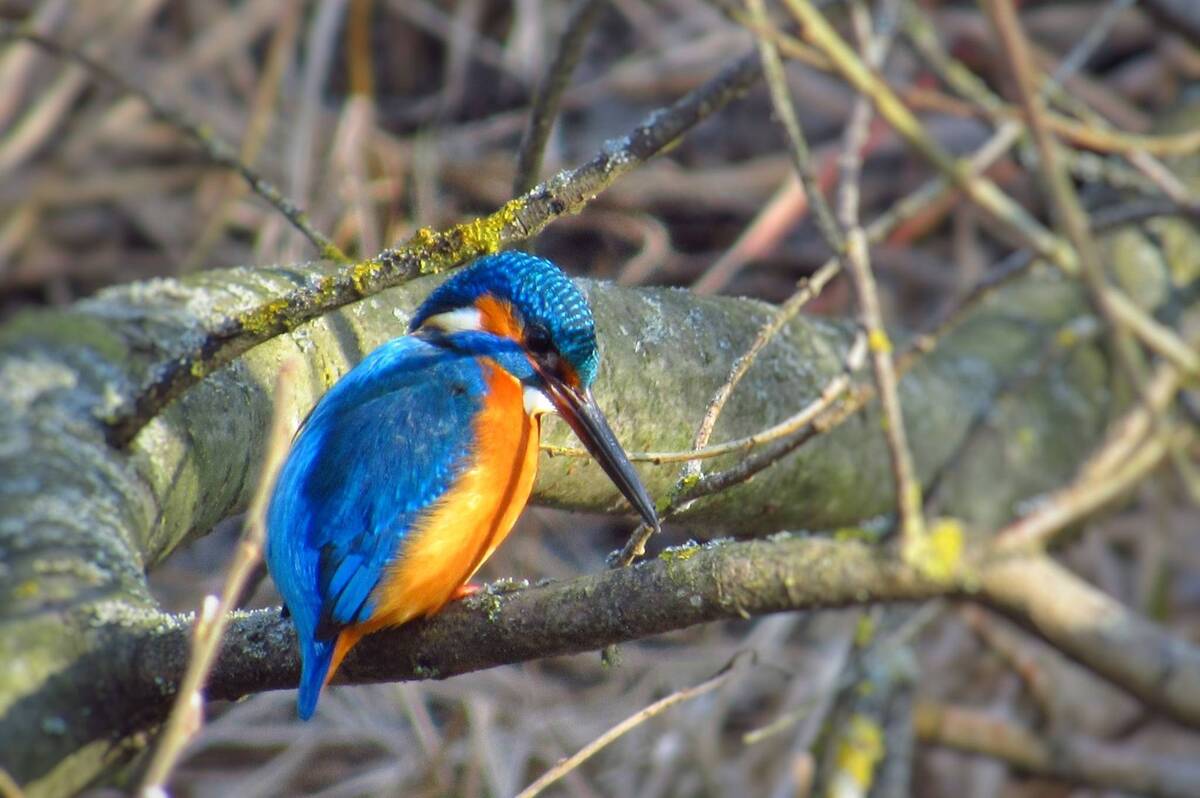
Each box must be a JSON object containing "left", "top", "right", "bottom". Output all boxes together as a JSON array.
[{"left": 542, "top": 379, "right": 660, "bottom": 531}]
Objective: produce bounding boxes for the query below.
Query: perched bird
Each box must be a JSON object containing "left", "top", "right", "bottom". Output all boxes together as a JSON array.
[{"left": 266, "top": 251, "right": 658, "bottom": 719}]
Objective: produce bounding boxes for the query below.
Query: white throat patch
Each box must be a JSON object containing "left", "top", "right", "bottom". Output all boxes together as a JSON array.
[{"left": 523, "top": 386, "right": 556, "bottom": 416}]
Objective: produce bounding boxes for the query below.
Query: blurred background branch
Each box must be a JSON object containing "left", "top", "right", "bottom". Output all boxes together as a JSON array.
[{"left": 0, "top": 1, "right": 1198, "bottom": 796}]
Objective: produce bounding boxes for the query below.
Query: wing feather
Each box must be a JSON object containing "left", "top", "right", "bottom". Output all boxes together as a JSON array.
[{"left": 266, "top": 336, "right": 484, "bottom": 642}]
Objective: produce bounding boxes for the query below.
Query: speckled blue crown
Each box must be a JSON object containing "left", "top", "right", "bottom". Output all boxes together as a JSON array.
[{"left": 410, "top": 251, "right": 600, "bottom": 386}]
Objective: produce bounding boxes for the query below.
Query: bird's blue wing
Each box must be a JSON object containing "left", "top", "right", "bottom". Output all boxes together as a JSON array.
[{"left": 266, "top": 336, "right": 485, "bottom": 643}]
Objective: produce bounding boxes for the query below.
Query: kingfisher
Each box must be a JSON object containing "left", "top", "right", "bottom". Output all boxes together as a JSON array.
[{"left": 266, "top": 251, "right": 658, "bottom": 719}]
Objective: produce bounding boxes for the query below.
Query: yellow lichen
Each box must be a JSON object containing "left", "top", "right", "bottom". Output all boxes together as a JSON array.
[
  {"left": 832, "top": 714, "right": 885, "bottom": 795},
  {"left": 853, "top": 613, "right": 875, "bottom": 648},
  {"left": 351, "top": 258, "right": 384, "bottom": 295},
  {"left": 904, "top": 517, "right": 965, "bottom": 583},
  {"left": 410, "top": 227, "right": 437, "bottom": 248},
  {"left": 867, "top": 328, "right": 892, "bottom": 354},
  {"left": 14, "top": 580, "right": 38, "bottom": 599},
  {"left": 677, "top": 471, "right": 702, "bottom": 492},
  {"left": 239, "top": 298, "right": 290, "bottom": 336},
  {"left": 439, "top": 198, "right": 527, "bottom": 268},
  {"left": 659, "top": 544, "right": 699, "bottom": 563},
  {"left": 313, "top": 275, "right": 337, "bottom": 304}
]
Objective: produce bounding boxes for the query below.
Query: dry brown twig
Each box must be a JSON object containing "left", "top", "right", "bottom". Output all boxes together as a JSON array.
[
  {"left": 755, "top": 0, "right": 926, "bottom": 560},
  {"left": 138, "top": 359, "right": 300, "bottom": 795},
  {"left": 915, "top": 700, "right": 1200, "bottom": 797},
  {"left": 515, "top": 653, "right": 749, "bottom": 798},
  {"left": 0, "top": 22, "right": 349, "bottom": 265},
  {"left": 513, "top": 0, "right": 608, "bottom": 196},
  {"left": 784, "top": 0, "right": 1199, "bottom": 380},
  {"left": 986, "top": 0, "right": 1200, "bottom": 502}
]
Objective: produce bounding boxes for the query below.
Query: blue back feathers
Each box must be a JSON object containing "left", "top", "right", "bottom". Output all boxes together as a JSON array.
[
  {"left": 266, "top": 251, "right": 597, "bottom": 719},
  {"left": 411, "top": 251, "right": 600, "bottom": 386},
  {"left": 266, "top": 337, "right": 486, "bottom": 717}
]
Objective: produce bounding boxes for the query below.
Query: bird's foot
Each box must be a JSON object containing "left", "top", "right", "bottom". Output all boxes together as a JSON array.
[{"left": 450, "top": 582, "right": 482, "bottom": 601}]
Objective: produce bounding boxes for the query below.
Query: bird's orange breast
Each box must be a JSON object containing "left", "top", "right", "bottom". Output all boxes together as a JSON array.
[{"left": 326, "top": 358, "right": 539, "bottom": 680}]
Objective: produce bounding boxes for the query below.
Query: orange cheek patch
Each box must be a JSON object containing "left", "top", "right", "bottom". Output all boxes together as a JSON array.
[{"left": 475, "top": 295, "right": 522, "bottom": 341}]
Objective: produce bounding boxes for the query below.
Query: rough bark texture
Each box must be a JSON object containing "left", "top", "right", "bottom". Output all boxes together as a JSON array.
[{"left": 0, "top": 194, "right": 1194, "bottom": 793}]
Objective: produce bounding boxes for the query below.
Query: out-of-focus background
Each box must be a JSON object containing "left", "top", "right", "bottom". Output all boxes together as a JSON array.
[{"left": 3, "top": 0, "right": 1199, "bottom": 796}]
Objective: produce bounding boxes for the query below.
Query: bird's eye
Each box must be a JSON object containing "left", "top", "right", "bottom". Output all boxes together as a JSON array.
[{"left": 525, "top": 323, "right": 553, "bottom": 355}]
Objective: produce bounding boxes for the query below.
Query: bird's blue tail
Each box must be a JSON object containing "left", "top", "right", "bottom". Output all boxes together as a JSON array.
[{"left": 297, "top": 637, "right": 335, "bottom": 720}]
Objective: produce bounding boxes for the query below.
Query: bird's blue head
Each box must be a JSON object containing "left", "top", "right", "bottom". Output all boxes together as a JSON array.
[
  {"left": 410, "top": 251, "right": 599, "bottom": 388},
  {"left": 410, "top": 251, "right": 658, "bottom": 530}
]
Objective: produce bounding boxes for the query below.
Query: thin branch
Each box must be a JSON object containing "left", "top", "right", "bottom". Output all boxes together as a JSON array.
[
  {"left": 676, "top": 345, "right": 869, "bottom": 504},
  {"left": 994, "top": 426, "right": 1187, "bottom": 553},
  {"left": 513, "top": 0, "right": 607, "bottom": 196},
  {"left": 833, "top": 0, "right": 925, "bottom": 558},
  {"left": 139, "top": 361, "right": 299, "bottom": 793},
  {"left": 915, "top": 700, "right": 1200, "bottom": 797},
  {"left": 551, "top": 336, "right": 869, "bottom": 466},
  {"left": 978, "top": 554, "right": 1200, "bottom": 728},
  {"left": 759, "top": 0, "right": 925, "bottom": 554},
  {"left": 99, "top": 539, "right": 1200, "bottom": 738},
  {"left": 0, "top": 23, "right": 349, "bottom": 266},
  {"left": 985, "top": 0, "right": 1144, "bottom": 380},
  {"left": 105, "top": 48, "right": 766, "bottom": 447},
  {"left": 515, "top": 654, "right": 746, "bottom": 798},
  {"left": 745, "top": 0, "right": 843, "bottom": 253},
  {"left": 168, "top": 535, "right": 953, "bottom": 706},
  {"left": 900, "top": 198, "right": 1191, "bottom": 373},
  {"left": 613, "top": 332, "right": 868, "bottom": 567},
  {"left": 783, "top": 0, "right": 1199, "bottom": 379}
]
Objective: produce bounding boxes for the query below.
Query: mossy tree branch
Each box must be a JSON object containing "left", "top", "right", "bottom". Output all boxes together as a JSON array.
[
  {"left": 2, "top": 217, "right": 1193, "bottom": 792},
  {"left": 3, "top": 31, "right": 1200, "bottom": 798},
  {"left": 103, "top": 48, "right": 765, "bottom": 447}
]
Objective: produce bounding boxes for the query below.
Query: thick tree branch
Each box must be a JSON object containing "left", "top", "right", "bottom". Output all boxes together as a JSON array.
[
  {"left": 14, "top": 535, "right": 1200, "bottom": 795},
  {"left": 6, "top": 236, "right": 1187, "bottom": 793},
  {"left": 103, "top": 48, "right": 764, "bottom": 447}
]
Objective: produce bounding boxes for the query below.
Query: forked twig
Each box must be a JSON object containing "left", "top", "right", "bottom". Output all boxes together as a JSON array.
[{"left": 0, "top": 23, "right": 349, "bottom": 265}]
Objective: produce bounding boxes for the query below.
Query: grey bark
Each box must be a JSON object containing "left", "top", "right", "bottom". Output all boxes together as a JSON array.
[{"left": 0, "top": 198, "right": 1194, "bottom": 793}]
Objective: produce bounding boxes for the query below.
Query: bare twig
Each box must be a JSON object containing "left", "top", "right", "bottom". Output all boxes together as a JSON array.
[
  {"left": 995, "top": 426, "right": 1187, "bottom": 553},
  {"left": 784, "top": 0, "right": 1199, "bottom": 378},
  {"left": 513, "top": 0, "right": 607, "bottom": 195},
  {"left": 915, "top": 700, "right": 1200, "bottom": 797},
  {"left": 105, "top": 48, "right": 766, "bottom": 448},
  {"left": 0, "top": 23, "right": 349, "bottom": 266},
  {"left": 833, "top": 0, "right": 925, "bottom": 558},
  {"left": 985, "top": 0, "right": 1141, "bottom": 372},
  {"left": 759, "top": 0, "right": 925, "bottom": 555},
  {"left": 613, "top": 333, "right": 868, "bottom": 566},
  {"left": 901, "top": 198, "right": 1190, "bottom": 373},
  {"left": 181, "top": 0, "right": 303, "bottom": 272},
  {"left": 138, "top": 360, "right": 299, "bottom": 794},
  {"left": 746, "top": 0, "right": 843, "bottom": 254},
  {"left": 515, "top": 654, "right": 747, "bottom": 798},
  {"left": 553, "top": 337, "right": 869, "bottom": 466},
  {"left": 991, "top": 333, "right": 1192, "bottom": 553}
]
